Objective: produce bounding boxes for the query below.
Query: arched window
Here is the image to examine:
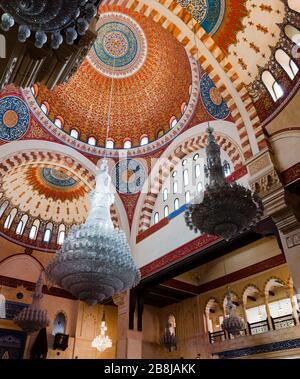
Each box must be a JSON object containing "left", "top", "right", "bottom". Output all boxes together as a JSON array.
[
  {"left": 157, "top": 129, "right": 164, "bottom": 139},
  {"left": 173, "top": 181, "right": 178, "bottom": 194},
  {"left": 195, "top": 164, "right": 201, "bottom": 178},
  {"left": 182, "top": 159, "right": 187, "bottom": 166},
  {"left": 163, "top": 188, "right": 168, "bottom": 202},
  {"left": 223, "top": 161, "right": 231, "bottom": 177},
  {"left": 174, "top": 198, "right": 179, "bottom": 210},
  {"left": 154, "top": 212, "right": 159, "bottom": 224},
  {"left": 57, "top": 224, "right": 65, "bottom": 245},
  {"left": 275, "top": 49, "right": 299, "bottom": 80},
  {"left": 193, "top": 153, "right": 199, "bottom": 161},
  {"left": 261, "top": 71, "right": 284, "bottom": 102},
  {"left": 0, "top": 201, "right": 9, "bottom": 218},
  {"left": 70, "top": 129, "right": 79, "bottom": 139},
  {"left": 285, "top": 25, "right": 300, "bottom": 46},
  {"left": 288, "top": 0, "right": 300, "bottom": 12},
  {"left": 29, "top": 219, "right": 40, "bottom": 240},
  {"left": 140, "top": 135, "right": 149, "bottom": 146},
  {"left": 106, "top": 139, "right": 114, "bottom": 149},
  {"left": 40, "top": 102, "right": 49, "bottom": 115},
  {"left": 87, "top": 136, "right": 96, "bottom": 146},
  {"left": 123, "top": 139, "right": 132, "bottom": 149},
  {"left": 185, "top": 191, "right": 191, "bottom": 203},
  {"left": 181, "top": 102, "right": 187, "bottom": 114},
  {"left": 197, "top": 182, "right": 203, "bottom": 193},
  {"left": 30, "top": 86, "right": 36, "bottom": 96},
  {"left": 183, "top": 169, "right": 189, "bottom": 186},
  {"left": 54, "top": 118, "right": 63, "bottom": 129},
  {"left": 52, "top": 312, "right": 66, "bottom": 335},
  {"left": 170, "top": 117, "right": 177, "bottom": 129},
  {"left": 164, "top": 205, "right": 169, "bottom": 218},
  {"left": 172, "top": 170, "right": 177, "bottom": 178},
  {"left": 43, "top": 223, "right": 53, "bottom": 243},
  {"left": 16, "top": 214, "right": 28, "bottom": 236},
  {"left": 0, "top": 294, "right": 5, "bottom": 319},
  {"left": 4, "top": 208, "right": 17, "bottom": 229}
]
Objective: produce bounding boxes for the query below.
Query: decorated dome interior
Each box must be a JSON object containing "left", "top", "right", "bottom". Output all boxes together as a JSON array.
[{"left": 32, "top": 6, "right": 193, "bottom": 151}]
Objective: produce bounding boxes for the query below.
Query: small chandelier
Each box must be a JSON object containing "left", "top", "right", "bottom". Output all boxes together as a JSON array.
[
  {"left": 92, "top": 312, "right": 112, "bottom": 352},
  {"left": 14, "top": 271, "right": 50, "bottom": 334},
  {"left": 46, "top": 160, "right": 141, "bottom": 305},
  {"left": 160, "top": 315, "right": 177, "bottom": 352},
  {"left": 221, "top": 289, "right": 245, "bottom": 337},
  {"left": 185, "top": 127, "right": 263, "bottom": 241}
]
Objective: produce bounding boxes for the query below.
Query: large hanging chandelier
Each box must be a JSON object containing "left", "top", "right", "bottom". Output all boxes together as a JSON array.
[
  {"left": 221, "top": 289, "right": 245, "bottom": 337},
  {"left": 185, "top": 127, "right": 263, "bottom": 241},
  {"left": 92, "top": 312, "right": 112, "bottom": 352},
  {"left": 14, "top": 271, "right": 50, "bottom": 334},
  {"left": 46, "top": 160, "right": 141, "bottom": 305},
  {"left": 0, "top": 0, "right": 99, "bottom": 49}
]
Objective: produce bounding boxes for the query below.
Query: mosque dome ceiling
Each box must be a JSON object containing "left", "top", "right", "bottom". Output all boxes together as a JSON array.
[
  {"left": 31, "top": 6, "right": 194, "bottom": 152},
  {"left": 0, "top": 0, "right": 300, "bottom": 254}
]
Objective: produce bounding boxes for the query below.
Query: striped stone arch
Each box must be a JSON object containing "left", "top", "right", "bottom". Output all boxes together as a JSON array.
[
  {"left": 0, "top": 151, "right": 120, "bottom": 230},
  {"left": 242, "top": 283, "right": 263, "bottom": 305},
  {"left": 100, "top": 1, "right": 267, "bottom": 159},
  {"left": 138, "top": 132, "right": 243, "bottom": 232},
  {"left": 263, "top": 276, "right": 289, "bottom": 298},
  {"left": 204, "top": 297, "right": 222, "bottom": 315}
]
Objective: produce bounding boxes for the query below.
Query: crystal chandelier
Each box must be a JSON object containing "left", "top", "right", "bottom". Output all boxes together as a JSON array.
[
  {"left": 185, "top": 127, "right": 264, "bottom": 241},
  {"left": 160, "top": 315, "right": 177, "bottom": 352},
  {"left": 0, "top": 0, "right": 99, "bottom": 49},
  {"left": 46, "top": 160, "right": 141, "bottom": 305},
  {"left": 14, "top": 271, "right": 50, "bottom": 334},
  {"left": 92, "top": 312, "right": 112, "bottom": 352},
  {"left": 221, "top": 289, "right": 245, "bottom": 337}
]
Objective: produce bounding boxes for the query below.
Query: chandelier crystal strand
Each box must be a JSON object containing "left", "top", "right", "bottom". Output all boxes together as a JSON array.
[
  {"left": 184, "top": 127, "right": 264, "bottom": 241},
  {"left": 92, "top": 312, "right": 112, "bottom": 352},
  {"left": 14, "top": 271, "right": 50, "bottom": 334},
  {"left": 46, "top": 55, "right": 140, "bottom": 305}
]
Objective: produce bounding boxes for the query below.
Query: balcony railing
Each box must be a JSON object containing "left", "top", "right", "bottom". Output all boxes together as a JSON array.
[
  {"left": 272, "top": 314, "right": 296, "bottom": 330},
  {"left": 248, "top": 320, "right": 270, "bottom": 335},
  {"left": 208, "top": 314, "right": 297, "bottom": 344}
]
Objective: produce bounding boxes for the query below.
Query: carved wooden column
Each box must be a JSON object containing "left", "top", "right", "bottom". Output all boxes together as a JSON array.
[{"left": 113, "top": 290, "right": 143, "bottom": 359}]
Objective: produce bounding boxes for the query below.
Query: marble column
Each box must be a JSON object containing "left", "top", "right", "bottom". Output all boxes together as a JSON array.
[
  {"left": 264, "top": 188, "right": 300, "bottom": 291},
  {"left": 264, "top": 297, "right": 273, "bottom": 331}
]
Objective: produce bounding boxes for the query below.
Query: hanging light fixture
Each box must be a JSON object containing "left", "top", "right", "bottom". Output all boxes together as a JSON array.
[
  {"left": 184, "top": 127, "right": 264, "bottom": 241},
  {"left": 160, "top": 315, "right": 177, "bottom": 352},
  {"left": 45, "top": 56, "right": 141, "bottom": 305},
  {"left": 0, "top": 0, "right": 98, "bottom": 49},
  {"left": 221, "top": 288, "right": 245, "bottom": 337},
  {"left": 14, "top": 271, "right": 50, "bottom": 334},
  {"left": 92, "top": 312, "right": 112, "bottom": 352}
]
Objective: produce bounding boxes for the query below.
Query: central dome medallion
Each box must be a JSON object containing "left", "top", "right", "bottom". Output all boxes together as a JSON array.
[{"left": 88, "top": 12, "right": 147, "bottom": 78}]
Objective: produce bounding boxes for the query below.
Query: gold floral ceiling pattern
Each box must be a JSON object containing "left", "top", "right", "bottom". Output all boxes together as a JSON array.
[{"left": 35, "top": 5, "right": 193, "bottom": 149}]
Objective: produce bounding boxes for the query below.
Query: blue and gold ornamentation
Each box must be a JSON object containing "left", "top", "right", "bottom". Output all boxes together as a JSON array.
[
  {"left": 95, "top": 22, "right": 138, "bottom": 68},
  {"left": 41, "top": 168, "right": 77, "bottom": 189},
  {"left": 112, "top": 159, "right": 146, "bottom": 194},
  {"left": 178, "top": 0, "right": 225, "bottom": 35},
  {"left": 200, "top": 74, "right": 230, "bottom": 120},
  {"left": 88, "top": 12, "right": 147, "bottom": 79},
  {"left": 0, "top": 96, "right": 30, "bottom": 141}
]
